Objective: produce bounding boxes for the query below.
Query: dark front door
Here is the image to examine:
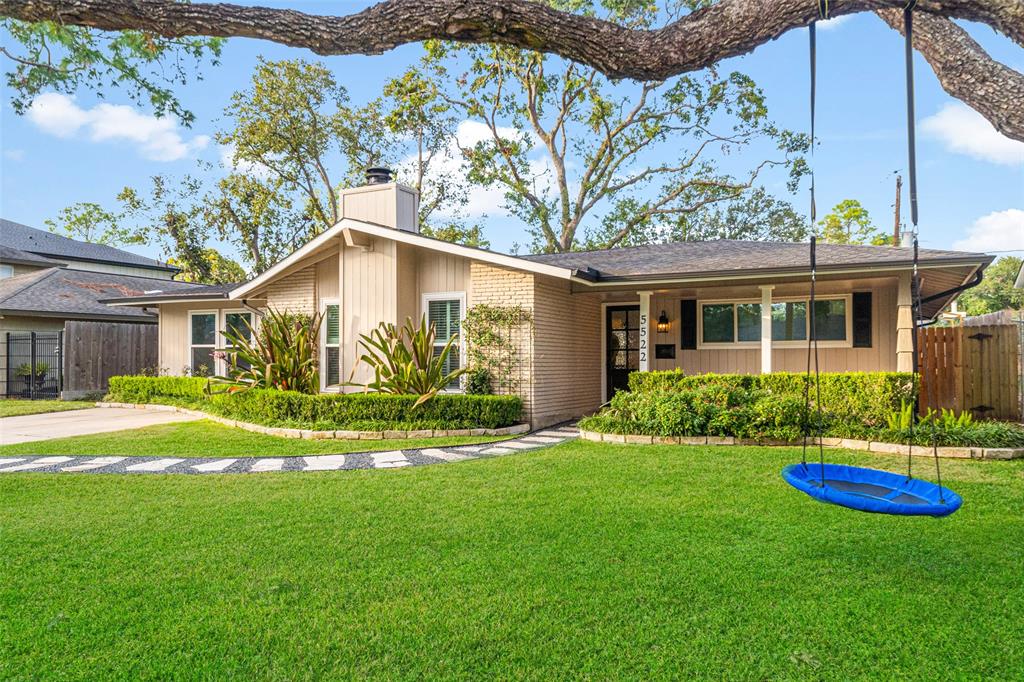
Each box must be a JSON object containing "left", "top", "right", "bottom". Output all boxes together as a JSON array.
[{"left": 606, "top": 305, "right": 640, "bottom": 399}]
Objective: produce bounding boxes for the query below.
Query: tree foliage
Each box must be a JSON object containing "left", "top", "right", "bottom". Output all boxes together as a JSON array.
[
  {"left": 415, "top": 1, "right": 807, "bottom": 253},
  {"left": 2, "top": 18, "right": 222, "bottom": 126},
  {"left": 817, "top": 199, "right": 889, "bottom": 245},
  {"left": 45, "top": 202, "right": 139, "bottom": 246},
  {"left": 958, "top": 257, "right": 1024, "bottom": 316}
]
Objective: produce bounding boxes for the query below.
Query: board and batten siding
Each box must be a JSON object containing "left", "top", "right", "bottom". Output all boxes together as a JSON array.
[
  {"left": 341, "top": 239, "right": 398, "bottom": 386},
  {"left": 647, "top": 277, "right": 898, "bottom": 374}
]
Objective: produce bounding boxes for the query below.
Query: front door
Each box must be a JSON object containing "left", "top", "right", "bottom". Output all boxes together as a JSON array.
[{"left": 606, "top": 305, "right": 641, "bottom": 399}]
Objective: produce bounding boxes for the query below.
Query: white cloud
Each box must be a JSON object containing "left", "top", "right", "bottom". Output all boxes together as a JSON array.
[
  {"left": 218, "top": 142, "right": 273, "bottom": 180},
  {"left": 952, "top": 209, "right": 1024, "bottom": 253},
  {"left": 26, "top": 93, "right": 208, "bottom": 162},
  {"left": 920, "top": 102, "right": 1024, "bottom": 166},
  {"left": 817, "top": 14, "right": 852, "bottom": 30}
]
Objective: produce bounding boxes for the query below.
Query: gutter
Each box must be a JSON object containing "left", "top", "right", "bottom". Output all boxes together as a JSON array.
[{"left": 919, "top": 268, "right": 984, "bottom": 306}]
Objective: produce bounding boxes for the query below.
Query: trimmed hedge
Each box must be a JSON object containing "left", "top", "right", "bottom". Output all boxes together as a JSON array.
[
  {"left": 628, "top": 371, "right": 914, "bottom": 428},
  {"left": 107, "top": 376, "right": 208, "bottom": 404},
  {"left": 207, "top": 390, "right": 521, "bottom": 430},
  {"left": 106, "top": 376, "right": 522, "bottom": 430}
]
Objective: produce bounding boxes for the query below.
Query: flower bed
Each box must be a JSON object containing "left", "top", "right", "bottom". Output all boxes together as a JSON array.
[{"left": 106, "top": 376, "right": 524, "bottom": 432}]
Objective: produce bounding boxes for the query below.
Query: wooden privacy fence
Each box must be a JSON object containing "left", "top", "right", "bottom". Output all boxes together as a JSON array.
[
  {"left": 918, "top": 324, "right": 1020, "bottom": 421},
  {"left": 62, "top": 321, "right": 158, "bottom": 399}
]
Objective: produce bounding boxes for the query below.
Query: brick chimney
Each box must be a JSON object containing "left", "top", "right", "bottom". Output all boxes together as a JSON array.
[{"left": 337, "top": 167, "right": 419, "bottom": 233}]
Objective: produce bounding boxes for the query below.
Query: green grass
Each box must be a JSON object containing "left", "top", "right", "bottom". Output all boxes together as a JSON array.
[
  {"left": 0, "top": 399, "right": 94, "bottom": 418},
  {"left": 3, "top": 442, "right": 1022, "bottom": 679},
  {"left": 0, "top": 419, "right": 507, "bottom": 457}
]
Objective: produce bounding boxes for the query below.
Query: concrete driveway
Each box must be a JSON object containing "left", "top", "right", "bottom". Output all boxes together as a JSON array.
[{"left": 0, "top": 407, "right": 200, "bottom": 445}]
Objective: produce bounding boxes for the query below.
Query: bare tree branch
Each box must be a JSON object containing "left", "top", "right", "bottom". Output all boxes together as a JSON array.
[{"left": 2, "top": 0, "right": 1022, "bottom": 139}]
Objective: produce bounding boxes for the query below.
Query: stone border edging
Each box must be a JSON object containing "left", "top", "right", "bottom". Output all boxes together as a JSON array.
[
  {"left": 96, "top": 402, "right": 531, "bottom": 440},
  {"left": 578, "top": 429, "right": 1023, "bottom": 460}
]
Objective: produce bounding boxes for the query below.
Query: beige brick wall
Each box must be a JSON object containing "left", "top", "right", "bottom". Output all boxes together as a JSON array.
[
  {"left": 532, "top": 276, "right": 603, "bottom": 427},
  {"left": 265, "top": 266, "right": 317, "bottom": 315},
  {"left": 469, "top": 263, "right": 603, "bottom": 428}
]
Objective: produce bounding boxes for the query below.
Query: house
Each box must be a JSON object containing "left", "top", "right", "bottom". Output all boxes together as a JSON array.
[
  {"left": 0, "top": 219, "right": 209, "bottom": 397},
  {"left": 104, "top": 171, "right": 993, "bottom": 428}
]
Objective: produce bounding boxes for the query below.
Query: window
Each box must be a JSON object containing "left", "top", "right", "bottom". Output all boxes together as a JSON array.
[
  {"left": 698, "top": 296, "right": 849, "bottom": 347},
  {"left": 0, "top": 264, "right": 13, "bottom": 279},
  {"left": 321, "top": 301, "right": 340, "bottom": 390},
  {"left": 424, "top": 293, "right": 464, "bottom": 390},
  {"left": 189, "top": 312, "right": 217, "bottom": 376},
  {"left": 223, "top": 311, "right": 254, "bottom": 372},
  {"left": 813, "top": 299, "right": 847, "bottom": 341},
  {"left": 771, "top": 301, "right": 807, "bottom": 341}
]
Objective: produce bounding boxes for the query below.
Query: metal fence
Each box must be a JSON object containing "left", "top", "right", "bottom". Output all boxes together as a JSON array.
[{"left": 3, "top": 332, "right": 63, "bottom": 399}]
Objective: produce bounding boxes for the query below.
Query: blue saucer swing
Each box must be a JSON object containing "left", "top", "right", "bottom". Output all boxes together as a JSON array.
[{"left": 781, "top": 6, "right": 961, "bottom": 518}]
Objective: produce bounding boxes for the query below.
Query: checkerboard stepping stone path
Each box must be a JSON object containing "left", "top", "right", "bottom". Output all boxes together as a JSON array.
[{"left": 0, "top": 424, "right": 579, "bottom": 475}]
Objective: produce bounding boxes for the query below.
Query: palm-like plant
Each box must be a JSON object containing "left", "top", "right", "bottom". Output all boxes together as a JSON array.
[
  {"left": 349, "top": 315, "right": 466, "bottom": 406},
  {"left": 211, "top": 308, "right": 322, "bottom": 394}
]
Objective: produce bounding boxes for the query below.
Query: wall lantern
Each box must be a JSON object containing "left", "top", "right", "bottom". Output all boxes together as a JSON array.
[{"left": 656, "top": 310, "right": 670, "bottom": 333}]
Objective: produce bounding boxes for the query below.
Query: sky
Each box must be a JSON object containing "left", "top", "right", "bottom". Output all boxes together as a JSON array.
[{"left": 1, "top": 2, "right": 1022, "bottom": 267}]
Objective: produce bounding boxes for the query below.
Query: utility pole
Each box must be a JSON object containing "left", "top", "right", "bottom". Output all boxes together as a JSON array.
[{"left": 893, "top": 174, "right": 902, "bottom": 246}]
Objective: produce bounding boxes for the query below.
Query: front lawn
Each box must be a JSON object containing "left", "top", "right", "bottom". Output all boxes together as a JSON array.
[
  {"left": 0, "top": 419, "right": 507, "bottom": 458},
  {"left": 0, "top": 399, "right": 94, "bottom": 418},
  {"left": 3, "top": 442, "right": 1022, "bottom": 678}
]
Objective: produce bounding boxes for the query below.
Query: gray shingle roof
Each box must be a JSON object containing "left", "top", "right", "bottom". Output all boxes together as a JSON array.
[
  {"left": 1, "top": 218, "right": 177, "bottom": 272},
  {"left": 0, "top": 268, "right": 209, "bottom": 320},
  {"left": 100, "top": 282, "right": 237, "bottom": 305},
  {"left": 0, "top": 244, "right": 65, "bottom": 267},
  {"left": 521, "top": 239, "right": 991, "bottom": 280}
]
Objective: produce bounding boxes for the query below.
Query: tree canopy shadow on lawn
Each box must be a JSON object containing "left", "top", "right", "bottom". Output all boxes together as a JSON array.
[{"left": 2, "top": 441, "right": 1021, "bottom": 679}]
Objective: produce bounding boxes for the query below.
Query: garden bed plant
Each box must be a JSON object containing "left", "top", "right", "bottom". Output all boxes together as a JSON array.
[{"left": 578, "top": 372, "right": 1024, "bottom": 449}]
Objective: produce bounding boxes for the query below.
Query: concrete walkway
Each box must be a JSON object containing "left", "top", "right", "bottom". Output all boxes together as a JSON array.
[
  {"left": 0, "top": 407, "right": 200, "bottom": 445},
  {"left": 0, "top": 426, "right": 579, "bottom": 474}
]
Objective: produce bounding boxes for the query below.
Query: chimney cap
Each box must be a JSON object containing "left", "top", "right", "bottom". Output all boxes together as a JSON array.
[{"left": 365, "top": 167, "right": 393, "bottom": 185}]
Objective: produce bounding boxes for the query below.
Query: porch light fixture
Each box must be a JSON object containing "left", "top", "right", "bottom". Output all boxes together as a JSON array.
[{"left": 657, "top": 310, "right": 670, "bottom": 333}]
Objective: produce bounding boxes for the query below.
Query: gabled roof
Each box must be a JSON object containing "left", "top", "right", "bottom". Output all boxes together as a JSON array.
[
  {"left": 0, "top": 244, "right": 65, "bottom": 268},
  {"left": 0, "top": 268, "right": 209, "bottom": 321},
  {"left": 0, "top": 218, "right": 178, "bottom": 273},
  {"left": 522, "top": 239, "right": 993, "bottom": 282}
]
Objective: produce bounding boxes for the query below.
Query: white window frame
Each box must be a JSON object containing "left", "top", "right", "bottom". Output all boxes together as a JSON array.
[
  {"left": 0, "top": 264, "right": 13, "bottom": 279},
  {"left": 697, "top": 294, "right": 852, "bottom": 350},
  {"left": 187, "top": 310, "right": 219, "bottom": 376},
  {"left": 421, "top": 291, "right": 466, "bottom": 393},
  {"left": 188, "top": 309, "right": 259, "bottom": 376},
  {"left": 220, "top": 308, "right": 256, "bottom": 375},
  {"left": 320, "top": 298, "right": 341, "bottom": 393}
]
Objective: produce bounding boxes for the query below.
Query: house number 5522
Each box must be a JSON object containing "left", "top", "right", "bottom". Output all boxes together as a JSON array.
[{"left": 639, "top": 313, "right": 648, "bottom": 363}]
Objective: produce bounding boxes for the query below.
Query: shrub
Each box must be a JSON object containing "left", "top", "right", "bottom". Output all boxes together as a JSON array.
[
  {"left": 465, "top": 368, "right": 494, "bottom": 395},
  {"left": 628, "top": 371, "right": 914, "bottom": 428},
  {"left": 107, "top": 376, "right": 208, "bottom": 403},
  {"left": 208, "top": 390, "right": 522, "bottom": 430}
]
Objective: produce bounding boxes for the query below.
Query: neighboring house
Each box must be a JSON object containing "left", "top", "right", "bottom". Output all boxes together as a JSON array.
[
  {"left": 105, "top": 171, "right": 993, "bottom": 428},
  {"left": 0, "top": 219, "right": 206, "bottom": 396}
]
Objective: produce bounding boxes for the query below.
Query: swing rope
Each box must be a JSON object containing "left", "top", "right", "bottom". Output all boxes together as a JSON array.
[
  {"left": 901, "top": 4, "right": 945, "bottom": 501},
  {"left": 801, "top": 13, "right": 826, "bottom": 483}
]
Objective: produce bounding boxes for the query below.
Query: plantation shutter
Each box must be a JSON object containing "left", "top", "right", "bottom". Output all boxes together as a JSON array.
[
  {"left": 679, "top": 299, "right": 697, "bottom": 350},
  {"left": 324, "top": 304, "right": 340, "bottom": 387},
  {"left": 427, "top": 298, "right": 462, "bottom": 388},
  {"left": 852, "top": 292, "right": 872, "bottom": 348}
]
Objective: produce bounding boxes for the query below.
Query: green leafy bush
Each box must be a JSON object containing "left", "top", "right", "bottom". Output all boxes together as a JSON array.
[
  {"left": 628, "top": 371, "right": 914, "bottom": 428},
  {"left": 465, "top": 368, "right": 493, "bottom": 395},
  {"left": 208, "top": 390, "right": 521, "bottom": 430},
  {"left": 107, "top": 375, "right": 522, "bottom": 429},
  {"left": 108, "top": 376, "right": 208, "bottom": 403}
]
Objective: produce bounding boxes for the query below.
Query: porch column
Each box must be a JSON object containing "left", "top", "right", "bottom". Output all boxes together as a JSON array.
[
  {"left": 638, "top": 290, "right": 652, "bottom": 372},
  {"left": 760, "top": 285, "right": 774, "bottom": 374},
  {"left": 896, "top": 272, "right": 914, "bottom": 372}
]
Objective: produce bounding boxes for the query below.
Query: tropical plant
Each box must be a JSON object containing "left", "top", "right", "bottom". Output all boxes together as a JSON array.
[
  {"left": 211, "top": 308, "right": 322, "bottom": 394},
  {"left": 15, "top": 362, "right": 48, "bottom": 377},
  {"left": 348, "top": 316, "right": 466, "bottom": 406}
]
